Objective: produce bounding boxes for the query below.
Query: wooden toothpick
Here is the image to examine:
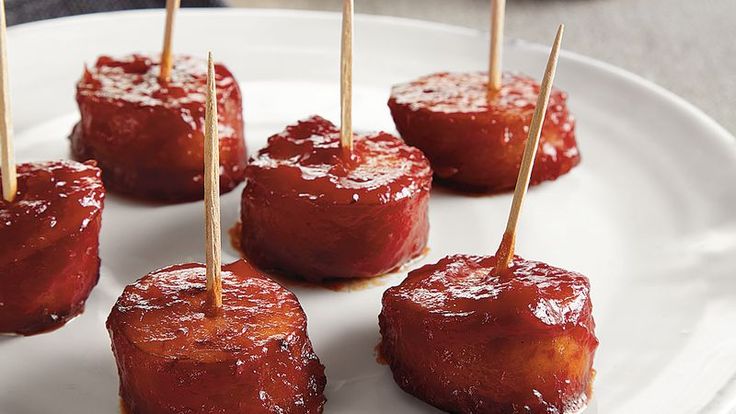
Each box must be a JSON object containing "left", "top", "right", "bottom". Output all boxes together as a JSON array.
[
  {"left": 340, "top": 0, "right": 354, "bottom": 158},
  {"left": 494, "top": 24, "right": 565, "bottom": 275},
  {"left": 159, "top": 0, "right": 180, "bottom": 82},
  {"left": 488, "top": 0, "right": 505, "bottom": 93},
  {"left": 0, "top": 0, "right": 15, "bottom": 202},
  {"left": 204, "top": 52, "right": 222, "bottom": 310}
]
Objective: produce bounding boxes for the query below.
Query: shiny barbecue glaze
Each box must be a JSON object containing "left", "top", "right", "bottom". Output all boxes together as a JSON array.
[
  {"left": 107, "top": 260, "right": 326, "bottom": 413},
  {"left": 0, "top": 161, "right": 105, "bottom": 335},
  {"left": 379, "top": 254, "right": 598, "bottom": 414},
  {"left": 241, "top": 116, "right": 432, "bottom": 281},
  {"left": 71, "top": 53, "right": 246, "bottom": 202},
  {"left": 389, "top": 72, "right": 579, "bottom": 193}
]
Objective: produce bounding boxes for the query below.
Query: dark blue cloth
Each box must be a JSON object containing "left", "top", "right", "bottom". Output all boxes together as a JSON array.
[{"left": 6, "top": 0, "right": 224, "bottom": 26}]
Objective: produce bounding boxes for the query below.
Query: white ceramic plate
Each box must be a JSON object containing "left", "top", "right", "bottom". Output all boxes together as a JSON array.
[{"left": 2, "top": 9, "right": 736, "bottom": 414}]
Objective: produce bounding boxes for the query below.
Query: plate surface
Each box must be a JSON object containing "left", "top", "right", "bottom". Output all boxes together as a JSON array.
[{"left": 2, "top": 9, "right": 736, "bottom": 414}]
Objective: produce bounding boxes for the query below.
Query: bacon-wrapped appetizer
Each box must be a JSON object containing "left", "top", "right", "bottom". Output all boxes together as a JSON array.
[
  {"left": 388, "top": 71, "right": 579, "bottom": 193},
  {"left": 0, "top": 161, "right": 105, "bottom": 335},
  {"left": 240, "top": 115, "right": 432, "bottom": 281},
  {"left": 107, "top": 260, "right": 326, "bottom": 414},
  {"left": 379, "top": 255, "right": 598, "bottom": 414},
  {"left": 71, "top": 54, "right": 246, "bottom": 202}
]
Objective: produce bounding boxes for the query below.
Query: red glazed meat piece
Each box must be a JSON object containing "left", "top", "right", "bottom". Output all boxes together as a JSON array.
[
  {"left": 71, "top": 53, "right": 246, "bottom": 202},
  {"left": 107, "top": 260, "right": 326, "bottom": 414},
  {"left": 240, "top": 115, "right": 432, "bottom": 281},
  {"left": 388, "top": 72, "right": 580, "bottom": 193},
  {"left": 379, "top": 254, "right": 598, "bottom": 414},
  {"left": 0, "top": 161, "right": 105, "bottom": 335}
]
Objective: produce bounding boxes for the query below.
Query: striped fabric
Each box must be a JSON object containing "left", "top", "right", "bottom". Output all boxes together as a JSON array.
[{"left": 5, "top": 0, "right": 224, "bottom": 26}]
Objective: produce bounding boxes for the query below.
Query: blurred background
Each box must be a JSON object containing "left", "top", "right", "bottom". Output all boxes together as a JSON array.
[{"left": 6, "top": 0, "right": 734, "bottom": 134}]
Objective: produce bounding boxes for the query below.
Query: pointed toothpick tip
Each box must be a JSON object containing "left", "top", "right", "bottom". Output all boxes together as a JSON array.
[
  {"left": 494, "top": 24, "right": 564, "bottom": 275},
  {"left": 207, "top": 51, "right": 214, "bottom": 77}
]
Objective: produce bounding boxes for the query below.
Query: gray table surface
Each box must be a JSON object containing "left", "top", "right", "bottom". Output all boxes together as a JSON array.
[{"left": 229, "top": 0, "right": 736, "bottom": 135}]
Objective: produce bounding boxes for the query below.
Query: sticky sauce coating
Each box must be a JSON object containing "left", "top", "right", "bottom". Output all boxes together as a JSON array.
[
  {"left": 241, "top": 116, "right": 432, "bottom": 281},
  {"left": 246, "top": 115, "right": 431, "bottom": 205},
  {"left": 379, "top": 255, "right": 598, "bottom": 414},
  {"left": 107, "top": 260, "right": 326, "bottom": 413},
  {"left": 389, "top": 72, "right": 580, "bottom": 193},
  {"left": 0, "top": 161, "right": 105, "bottom": 335},
  {"left": 71, "top": 53, "right": 247, "bottom": 202}
]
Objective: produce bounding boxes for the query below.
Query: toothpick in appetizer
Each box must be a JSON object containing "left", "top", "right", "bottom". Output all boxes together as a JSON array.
[
  {"left": 70, "top": 0, "right": 247, "bottom": 202},
  {"left": 388, "top": 0, "right": 579, "bottom": 193},
  {"left": 379, "top": 26, "right": 598, "bottom": 414},
  {"left": 107, "top": 54, "right": 326, "bottom": 413},
  {"left": 239, "top": 0, "right": 432, "bottom": 281},
  {"left": 0, "top": 0, "right": 105, "bottom": 336}
]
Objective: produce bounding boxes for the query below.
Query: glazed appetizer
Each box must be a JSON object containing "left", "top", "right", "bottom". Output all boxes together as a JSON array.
[
  {"left": 107, "top": 260, "right": 326, "bottom": 413},
  {"left": 380, "top": 255, "right": 597, "bottom": 413},
  {"left": 71, "top": 53, "right": 246, "bottom": 202},
  {"left": 241, "top": 116, "right": 431, "bottom": 281},
  {"left": 389, "top": 72, "right": 578, "bottom": 192},
  {"left": 0, "top": 161, "right": 105, "bottom": 335}
]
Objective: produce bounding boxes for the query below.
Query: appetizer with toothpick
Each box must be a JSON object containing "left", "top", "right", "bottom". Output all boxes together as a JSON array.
[
  {"left": 0, "top": 0, "right": 105, "bottom": 336},
  {"left": 388, "top": 0, "right": 579, "bottom": 193},
  {"left": 239, "top": 0, "right": 432, "bottom": 281},
  {"left": 70, "top": 0, "right": 246, "bottom": 202},
  {"left": 107, "top": 55, "right": 326, "bottom": 413},
  {"left": 379, "top": 27, "right": 598, "bottom": 414}
]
